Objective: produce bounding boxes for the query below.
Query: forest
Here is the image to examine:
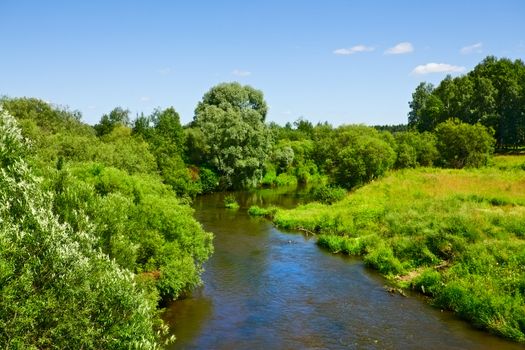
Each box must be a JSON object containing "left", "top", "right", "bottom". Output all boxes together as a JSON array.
[{"left": 1, "top": 55, "right": 524, "bottom": 347}]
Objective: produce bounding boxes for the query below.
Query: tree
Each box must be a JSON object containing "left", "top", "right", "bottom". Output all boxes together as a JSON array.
[
  {"left": 408, "top": 82, "right": 435, "bottom": 131},
  {"left": 94, "top": 107, "right": 131, "bottom": 136},
  {"left": 193, "top": 82, "right": 272, "bottom": 188},
  {"left": 408, "top": 56, "right": 525, "bottom": 148},
  {"left": 150, "top": 107, "right": 185, "bottom": 154},
  {"left": 0, "top": 108, "right": 165, "bottom": 349},
  {"left": 335, "top": 136, "right": 396, "bottom": 188},
  {"left": 394, "top": 131, "right": 438, "bottom": 168},
  {"left": 434, "top": 119, "right": 495, "bottom": 168}
]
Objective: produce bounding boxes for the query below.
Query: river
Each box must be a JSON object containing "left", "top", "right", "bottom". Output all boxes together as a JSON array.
[{"left": 164, "top": 188, "right": 524, "bottom": 350}]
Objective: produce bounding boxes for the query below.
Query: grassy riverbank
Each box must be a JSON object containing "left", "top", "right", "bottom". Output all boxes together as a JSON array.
[{"left": 253, "top": 155, "right": 525, "bottom": 341}]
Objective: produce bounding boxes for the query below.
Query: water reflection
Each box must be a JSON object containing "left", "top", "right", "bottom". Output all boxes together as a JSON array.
[{"left": 165, "top": 190, "right": 524, "bottom": 350}]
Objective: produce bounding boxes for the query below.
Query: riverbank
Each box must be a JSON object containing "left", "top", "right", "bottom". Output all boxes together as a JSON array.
[
  {"left": 166, "top": 189, "right": 524, "bottom": 349},
  {"left": 254, "top": 156, "right": 525, "bottom": 342}
]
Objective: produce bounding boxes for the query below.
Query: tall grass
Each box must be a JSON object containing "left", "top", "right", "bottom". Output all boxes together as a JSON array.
[{"left": 269, "top": 160, "right": 525, "bottom": 341}]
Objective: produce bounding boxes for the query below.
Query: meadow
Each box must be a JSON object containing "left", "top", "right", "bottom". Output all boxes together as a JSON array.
[{"left": 251, "top": 155, "right": 525, "bottom": 341}]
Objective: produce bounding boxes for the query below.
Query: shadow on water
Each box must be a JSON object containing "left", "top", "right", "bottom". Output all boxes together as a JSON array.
[{"left": 164, "top": 189, "right": 525, "bottom": 350}]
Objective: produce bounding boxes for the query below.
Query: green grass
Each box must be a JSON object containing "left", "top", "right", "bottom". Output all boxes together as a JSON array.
[
  {"left": 248, "top": 205, "right": 278, "bottom": 218},
  {"left": 269, "top": 158, "right": 525, "bottom": 342},
  {"left": 224, "top": 194, "right": 240, "bottom": 209}
]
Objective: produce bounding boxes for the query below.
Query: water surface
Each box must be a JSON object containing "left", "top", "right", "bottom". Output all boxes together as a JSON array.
[{"left": 164, "top": 189, "right": 524, "bottom": 350}]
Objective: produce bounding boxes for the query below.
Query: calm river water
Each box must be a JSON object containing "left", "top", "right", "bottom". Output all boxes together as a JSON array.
[{"left": 164, "top": 189, "right": 524, "bottom": 350}]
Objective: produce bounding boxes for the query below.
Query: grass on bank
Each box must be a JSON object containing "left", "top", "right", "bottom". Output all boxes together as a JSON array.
[{"left": 251, "top": 155, "right": 525, "bottom": 342}]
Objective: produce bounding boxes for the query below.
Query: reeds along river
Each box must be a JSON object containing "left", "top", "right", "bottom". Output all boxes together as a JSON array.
[{"left": 164, "top": 189, "right": 524, "bottom": 350}]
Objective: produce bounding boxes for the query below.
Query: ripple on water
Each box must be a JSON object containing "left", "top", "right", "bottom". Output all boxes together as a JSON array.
[{"left": 166, "top": 191, "right": 525, "bottom": 350}]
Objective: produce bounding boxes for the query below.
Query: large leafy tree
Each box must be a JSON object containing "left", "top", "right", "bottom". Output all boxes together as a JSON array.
[
  {"left": 94, "top": 107, "right": 131, "bottom": 137},
  {"left": 133, "top": 107, "right": 198, "bottom": 195},
  {"left": 408, "top": 82, "right": 435, "bottom": 131},
  {"left": 192, "top": 82, "right": 272, "bottom": 188},
  {"left": 434, "top": 119, "right": 495, "bottom": 168}
]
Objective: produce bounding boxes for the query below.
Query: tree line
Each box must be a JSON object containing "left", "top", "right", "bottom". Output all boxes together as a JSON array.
[{"left": 408, "top": 56, "right": 525, "bottom": 149}]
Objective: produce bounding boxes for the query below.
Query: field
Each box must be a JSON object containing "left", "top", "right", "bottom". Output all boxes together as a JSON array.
[{"left": 262, "top": 155, "right": 525, "bottom": 341}]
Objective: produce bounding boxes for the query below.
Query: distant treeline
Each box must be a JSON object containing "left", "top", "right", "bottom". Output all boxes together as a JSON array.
[{"left": 408, "top": 56, "right": 525, "bottom": 149}]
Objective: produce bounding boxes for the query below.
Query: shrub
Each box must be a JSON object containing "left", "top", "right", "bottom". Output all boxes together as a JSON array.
[
  {"left": 0, "top": 108, "right": 165, "bottom": 348},
  {"left": 434, "top": 119, "right": 495, "bottom": 168},
  {"left": 248, "top": 205, "right": 278, "bottom": 218},
  {"left": 394, "top": 131, "right": 438, "bottom": 168},
  {"left": 335, "top": 136, "right": 396, "bottom": 188},
  {"left": 224, "top": 194, "right": 240, "bottom": 209},
  {"left": 198, "top": 167, "right": 219, "bottom": 193},
  {"left": 309, "top": 185, "right": 346, "bottom": 204}
]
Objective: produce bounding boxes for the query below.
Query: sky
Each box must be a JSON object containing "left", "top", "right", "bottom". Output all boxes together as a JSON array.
[{"left": 1, "top": 1, "right": 524, "bottom": 126}]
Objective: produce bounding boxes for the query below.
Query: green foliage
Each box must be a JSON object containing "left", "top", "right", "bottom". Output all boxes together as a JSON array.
[
  {"left": 434, "top": 119, "right": 495, "bottom": 168},
  {"left": 408, "top": 56, "right": 525, "bottom": 148},
  {"left": 308, "top": 125, "right": 396, "bottom": 188},
  {"left": 224, "top": 194, "right": 240, "bottom": 209},
  {"left": 364, "top": 244, "right": 405, "bottom": 276},
  {"left": 193, "top": 82, "right": 272, "bottom": 188},
  {"left": 196, "top": 167, "right": 220, "bottom": 193},
  {"left": 394, "top": 131, "right": 438, "bottom": 168},
  {"left": 268, "top": 164, "right": 525, "bottom": 341},
  {"left": 248, "top": 205, "right": 278, "bottom": 218},
  {"left": 0, "top": 108, "right": 166, "bottom": 349},
  {"left": 50, "top": 163, "right": 213, "bottom": 300},
  {"left": 335, "top": 133, "right": 396, "bottom": 188},
  {"left": 1, "top": 95, "right": 215, "bottom": 347},
  {"left": 98, "top": 125, "right": 158, "bottom": 174},
  {"left": 260, "top": 164, "right": 299, "bottom": 188},
  {"left": 411, "top": 269, "right": 443, "bottom": 296},
  {"left": 132, "top": 107, "right": 201, "bottom": 196},
  {"left": 272, "top": 144, "right": 295, "bottom": 173},
  {"left": 94, "top": 107, "right": 131, "bottom": 136},
  {"left": 317, "top": 235, "right": 367, "bottom": 255},
  {"left": 309, "top": 184, "right": 346, "bottom": 204},
  {"left": 0, "top": 97, "right": 86, "bottom": 136}
]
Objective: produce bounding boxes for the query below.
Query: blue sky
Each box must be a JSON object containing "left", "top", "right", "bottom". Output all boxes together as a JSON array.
[{"left": 1, "top": 1, "right": 524, "bottom": 126}]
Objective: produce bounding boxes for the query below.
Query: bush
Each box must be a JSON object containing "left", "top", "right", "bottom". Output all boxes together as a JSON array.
[
  {"left": 248, "top": 205, "right": 278, "bottom": 218},
  {"left": 394, "top": 131, "right": 438, "bottom": 168},
  {"left": 224, "top": 194, "right": 240, "bottom": 209},
  {"left": 0, "top": 109, "right": 166, "bottom": 348},
  {"left": 335, "top": 135, "right": 396, "bottom": 188},
  {"left": 309, "top": 185, "right": 346, "bottom": 204},
  {"left": 435, "top": 119, "right": 495, "bottom": 168},
  {"left": 198, "top": 167, "right": 219, "bottom": 193}
]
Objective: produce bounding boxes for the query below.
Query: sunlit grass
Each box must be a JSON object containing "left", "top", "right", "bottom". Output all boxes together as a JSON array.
[{"left": 269, "top": 157, "right": 525, "bottom": 341}]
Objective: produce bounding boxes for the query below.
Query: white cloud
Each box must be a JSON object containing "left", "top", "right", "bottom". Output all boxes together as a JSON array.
[
  {"left": 139, "top": 96, "right": 151, "bottom": 102},
  {"left": 232, "top": 69, "right": 251, "bottom": 77},
  {"left": 333, "top": 45, "right": 374, "bottom": 55},
  {"left": 412, "top": 63, "right": 466, "bottom": 75},
  {"left": 460, "top": 42, "right": 483, "bottom": 54},
  {"left": 385, "top": 42, "right": 414, "bottom": 55},
  {"left": 157, "top": 67, "right": 173, "bottom": 75}
]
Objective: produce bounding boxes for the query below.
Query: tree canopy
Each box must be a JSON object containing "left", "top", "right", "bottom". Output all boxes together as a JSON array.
[
  {"left": 408, "top": 56, "right": 525, "bottom": 149},
  {"left": 192, "top": 82, "right": 272, "bottom": 188}
]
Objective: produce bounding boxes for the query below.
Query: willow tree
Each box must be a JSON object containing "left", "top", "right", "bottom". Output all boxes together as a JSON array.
[{"left": 192, "top": 82, "right": 272, "bottom": 188}]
